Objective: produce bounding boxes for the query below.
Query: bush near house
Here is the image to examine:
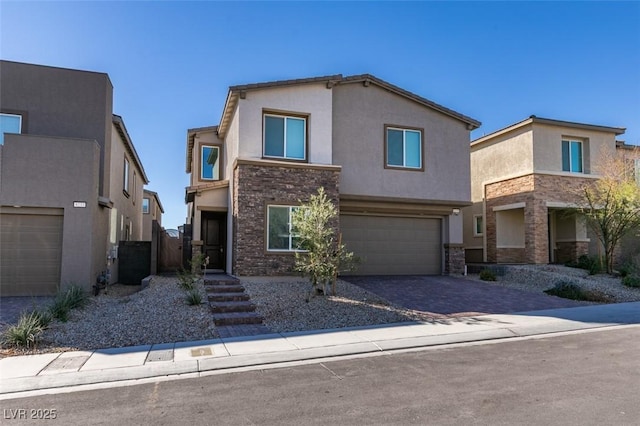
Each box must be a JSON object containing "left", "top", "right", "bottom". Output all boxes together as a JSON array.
[
  {"left": 479, "top": 269, "right": 497, "bottom": 281},
  {"left": 544, "top": 281, "right": 612, "bottom": 303},
  {"left": 622, "top": 275, "right": 640, "bottom": 288}
]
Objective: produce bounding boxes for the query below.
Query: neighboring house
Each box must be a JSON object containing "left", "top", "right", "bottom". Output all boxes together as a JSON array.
[
  {"left": 0, "top": 60, "right": 148, "bottom": 296},
  {"left": 463, "top": 115, "right": 626, "bottom": 265},
  {"left": 616, "top": 141, "right": 640, "bottom": 262},
  {"left": 185, "top": 74, "right": 480, "bottom": 276},
  {"left": 142, "top": 189, "right": 164, "bottom": 241}
]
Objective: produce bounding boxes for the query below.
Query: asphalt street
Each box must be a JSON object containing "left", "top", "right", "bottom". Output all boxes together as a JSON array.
[{"left": 2, "top": 326, "right": 639, "bottom": 425}]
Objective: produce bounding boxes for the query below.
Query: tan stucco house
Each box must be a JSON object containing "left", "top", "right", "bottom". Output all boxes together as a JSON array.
[
  {"left": 142, "top": 189, "right": 164, "bottom": 241},
  {"left": 463, "top": 115, "right": 628, "bottom": 265},
  {"left": 0, "top": 61, "right": 148, "bottom": 296},
  {"left": 185, "top": 74, "right": 480, "bottom": 276}
]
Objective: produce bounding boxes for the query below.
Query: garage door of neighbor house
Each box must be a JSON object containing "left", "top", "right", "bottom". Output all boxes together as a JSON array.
[
  {"left": 340, "top": 215, "right": 442, "bottom": 275},
  {"left": 0, "top": 210, "right": 63, "bottom": 296}
]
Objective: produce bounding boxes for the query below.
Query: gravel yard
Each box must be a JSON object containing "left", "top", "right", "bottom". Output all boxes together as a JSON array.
[{"left": 1, "top": 265, "right": 638, "bottom": 357}]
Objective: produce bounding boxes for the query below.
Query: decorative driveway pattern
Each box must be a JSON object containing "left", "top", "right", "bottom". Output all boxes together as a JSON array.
[{"left": 342, "top": 275, "right": 590, "bottom": 316}]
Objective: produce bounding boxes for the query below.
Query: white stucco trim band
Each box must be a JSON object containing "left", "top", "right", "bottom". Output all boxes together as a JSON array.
[{"left": 493, "top": 202, "right": 526, "bottom": 212}]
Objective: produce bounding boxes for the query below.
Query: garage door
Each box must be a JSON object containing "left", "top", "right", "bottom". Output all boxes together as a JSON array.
[
  {"left": 340, "top": 215, "right": 442, "bottom": 275},
  {"left": 1, "top": 212, "right": 63, "bottom": 296}
]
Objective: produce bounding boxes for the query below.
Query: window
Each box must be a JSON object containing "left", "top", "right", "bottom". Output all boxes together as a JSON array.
[
  {"left": 132, "top": 172, "right": 137, "bottom": 204},
  {"left": 123, "top": 157, "right": 130, "bottom": 195},
  {"left": 385, "top": 126, "right": 423, "bottom": 169},
  {"left": 267, "top": 205, "right": 302, "bottom": 251},
  {"left": 562, "top": 140, "right": 583, "bottom": 173},
  {"left": 201, "top": 145, "right": 220, "bottom": 180},
  {"left": 263, "top": 113, "right": 306, "bottom": 160},
  {"left": 473, "top": 215, "right": 483, "bottom": 237},
  {"left": 142, "top": 198, "right": 150, "bottom": 214},
  {"left": 0, "top": 113, "right": 22, "bottom": 144}
]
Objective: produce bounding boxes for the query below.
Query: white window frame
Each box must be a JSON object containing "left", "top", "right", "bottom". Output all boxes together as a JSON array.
[
  {"left": 385, "top": 126, "right": 423, "bottom": 170},
  {"left": 0, "top": 112, "right": 22, "bottom": 144},
  {"left": 473, "top": 215, "right": 484, "bottom": 237},
  {"left": 200, "top": 145, "right": 221, "bottom": 181},
  {"left": 266, "top": 205, "right": 305, "bottom": 252},
  {"left": 123, "top": 157, "right": 130, "bottom": 195},
  {"left": 263, "top": 113, "right": 307, "bottom": 161},
  {"left": 562, "top": 139, "right": 583, "bottom": 173}
]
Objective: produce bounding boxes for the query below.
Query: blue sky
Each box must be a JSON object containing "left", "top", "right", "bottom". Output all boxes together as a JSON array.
[{"left": 2, "top": 1, "right": 639, "bottom": 229}]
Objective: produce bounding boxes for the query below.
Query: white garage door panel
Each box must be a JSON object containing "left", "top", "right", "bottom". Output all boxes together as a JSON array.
[
  {"left": 1, "top": 213, "right": 63, "bottom": 296},
  {"left": 340, "top": 215, "right": 442, "bottom": 275}
]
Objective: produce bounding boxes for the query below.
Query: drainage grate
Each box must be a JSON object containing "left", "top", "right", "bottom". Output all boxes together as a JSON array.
[{"left": 145, "top": 349, "right": 174, "bottom": 363}]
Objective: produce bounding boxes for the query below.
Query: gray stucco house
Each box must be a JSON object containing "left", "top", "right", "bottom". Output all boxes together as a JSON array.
[
  {"left": 185, "top": 74, "right": 480, "bottom": 276},
  {"left": 0, "top": 60, "right": 148, "bottom": 296}
]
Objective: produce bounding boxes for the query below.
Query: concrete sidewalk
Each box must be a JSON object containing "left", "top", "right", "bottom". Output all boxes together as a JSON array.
[{"left": 2, "top": 302, "right": 639, "bottom": 397}]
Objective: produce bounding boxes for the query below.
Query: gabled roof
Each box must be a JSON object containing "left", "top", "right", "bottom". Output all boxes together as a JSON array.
[
  {"left": 472, "top": 115, "right": 626, "bottom": 147},
  {"left": 143, "top": 189, "right": 164, "bottom": 213},
  {"left": 216, "top": 73, "right": 481, "bottom": 137},
  {"left": 186, "top": 125, "right": 219, "bottom": 173},
  {"left": 113, "top": 114, "right": 149, "bottom": 184}
]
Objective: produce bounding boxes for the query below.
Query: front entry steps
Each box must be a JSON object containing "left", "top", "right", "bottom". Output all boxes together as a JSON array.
[{"left": 203, "top": 275, "right": 271, "bottom": 338}]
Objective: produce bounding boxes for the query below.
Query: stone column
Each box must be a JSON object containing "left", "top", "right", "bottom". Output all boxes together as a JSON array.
[{"left": 444, "top": 243, "right": 465, "bottom": 275}]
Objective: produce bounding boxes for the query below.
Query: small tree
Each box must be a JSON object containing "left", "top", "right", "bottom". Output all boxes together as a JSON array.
[
  {"left": 577, "top": 150, "right": 640, "bottom": 274},
  {"left": 291, "top": 187, "right": 357, "bottom": 299}
]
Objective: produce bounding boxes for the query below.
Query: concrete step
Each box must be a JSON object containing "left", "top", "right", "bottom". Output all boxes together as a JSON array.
[
  {"left": 204, "top": 277, "right": 240, "bottom": 286},
  {"left": 210, "top": 301, "right": 256, "bottom": 314},
  {"left": 213, "top": 312, "right": 264, "bottom": 326},
  {"left": 205, "top": 284, "right": 245, "bottom": 293},
  {"left": 208, "top": 292, "right": 250, "bottom": 302}
]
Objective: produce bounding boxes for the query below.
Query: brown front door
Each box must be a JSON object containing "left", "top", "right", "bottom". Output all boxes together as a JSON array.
[{"left": 202, "top": 213, "right": 226, "bottom": 271}]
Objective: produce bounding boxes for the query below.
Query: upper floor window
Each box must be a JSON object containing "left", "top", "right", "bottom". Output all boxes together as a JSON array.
[
  {"left": 201, "top": 145, "right": 220, "bottom": 180},
  {"left": 385, "top": 126, "right": 423, "bottom": 170},
  {"left": 263, "top": 113, "right": 306, "bottom": 161},
  {"left": 132, "top": 171, "right": 137, "bottom": 204},
  {"left": 123, "top": 157, "right": 130, "bottom": 195},
  {"left": 562, "top": 140, "right": 583, "bottom": 173},
  {"left": 142, "top": 198, "right": 150, "bottom": 214},
  {"left": 0, "top": 113, "right": 22, "bottom": 144},
  {"left": 267, "top": 205, "right": 302, "bottom": 251}
]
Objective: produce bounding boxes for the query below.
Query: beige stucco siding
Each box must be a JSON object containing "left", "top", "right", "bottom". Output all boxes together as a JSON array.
[
  {"left": 470, "top": 127, "right": 534, "bottom": 202},
  {"left": 332, "top": 83, "right": 471, "bottom": 202},
  {"left": 532, "top": 124, "right": 617, "bottom": 175},
  {"left": 236, "top": 83, "right": 333, "bottom": 165},
  {"left": 0, "top": 134, "right": 102, "bottom": 292}
]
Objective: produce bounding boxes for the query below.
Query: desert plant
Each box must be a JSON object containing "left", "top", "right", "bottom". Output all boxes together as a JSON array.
[
  {"left": 184, "top": 288, "right": 203, "bottom": 305},
  {"left": 291, "top": 187, "right": 358, "bottom": 299},
  {"left": 31, "top": 308, "right": 53, "bottom": 328},
  {"left": 479, "top": 269, "right": 497, "bottom": 281},
  {"left": 544, "top": 281, "right": 612, "bottom": 302},
  {"left": 48, "top": 284, "right": 88, "bottom": 322},
  {"left": 622, "top": 275, "right": 640, "bottom": 288},
  {"left": 177, "top": 268, "right": 198, "bottom": 291},
  {"left": 2, "top": 311, "right": 45, "bottom": 348}
]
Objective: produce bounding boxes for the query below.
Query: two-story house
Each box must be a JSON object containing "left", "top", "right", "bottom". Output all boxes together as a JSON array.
[
  {"left": 142, "top": 189, "right": 164, "bottom": 241},
  {"left": 463, "top": 115, "right": 626, "bottom": 265},
  {"left": 185, "top": 74, "right": 480, "bottom": 276},
  {"left": 0, "top": 60, "right": 148, "bottom": 296}
]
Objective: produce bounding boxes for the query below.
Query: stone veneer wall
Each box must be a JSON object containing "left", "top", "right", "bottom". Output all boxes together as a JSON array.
[
  {"left": 233, "top": 161, "right": 340, "bottom": 276},
  {"left": 485, "top": 173, "right": 596, "bottom": 265},
  {"left": 444, "top": 244, "right": 465, "bottom": 275},
  {"left": 555, "top": 241, "right": 589, "bottom": 265}
]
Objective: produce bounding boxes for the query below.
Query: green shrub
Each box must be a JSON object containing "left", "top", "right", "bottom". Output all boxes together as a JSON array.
[
  {"left": 2, "top": 311, "right": 45, "bottom": 348},
  {"left": 31, "top": 309, "right": 53, "bottom": 328},
  {"left": 622, "top": 275, "right": 640, "bottom": 288},
  {"left": 184, "top": 288, "right": 203, "bottom": 305},
  {"left": 576, "top": 255, "right": 603, "bottom": 275},
  {"left": 49, "top": 284, "right": 88, "bottom": 322},
  {"left": 479, "top": 269, "right": 497, "bottom": 281},
  {"left": 177, "top": 269, "right": 198, "bottom": 291},
  {"left": 544, "top": 281, "right": 612, "bottom": 302}
]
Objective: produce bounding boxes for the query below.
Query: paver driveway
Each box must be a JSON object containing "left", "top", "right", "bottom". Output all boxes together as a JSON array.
[{"left": 343, "top": 275, "right": 590, "bottom": 316}]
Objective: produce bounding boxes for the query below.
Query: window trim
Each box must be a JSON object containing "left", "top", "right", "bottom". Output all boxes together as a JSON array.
[
  {"left": 562, "top": 139, "right": 584, "bottom": 173},
  {"left": 132, "top": 171, "right": 137, "bottom": 204},
  {"left": 0, "top": 112, "right": 24, "bottom": 144},
  {"left": 199, "top": 143, "right": 222, "bottom": 182},
  {"left": 123, "top": 157, "right": 130, "bottom": 197},
  {"left": 384, "top": 124, "right": 425, "bottom": 171},
  {"left": 265, "top": 204, "right": 305, "bottom": 253},
  {"left": 473, "top": 215, "right": 484, "bottom": 237},
  {"left": 262, "top": 110, "right": 309, "bottom": 162},
  {"left": 142, "top": 198, "right": 150, "bottom": 214}
]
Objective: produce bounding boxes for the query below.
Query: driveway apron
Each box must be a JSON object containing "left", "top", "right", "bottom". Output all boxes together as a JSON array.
[{"left": 343, "top": 276, "right": 590, "bottom": 316}]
